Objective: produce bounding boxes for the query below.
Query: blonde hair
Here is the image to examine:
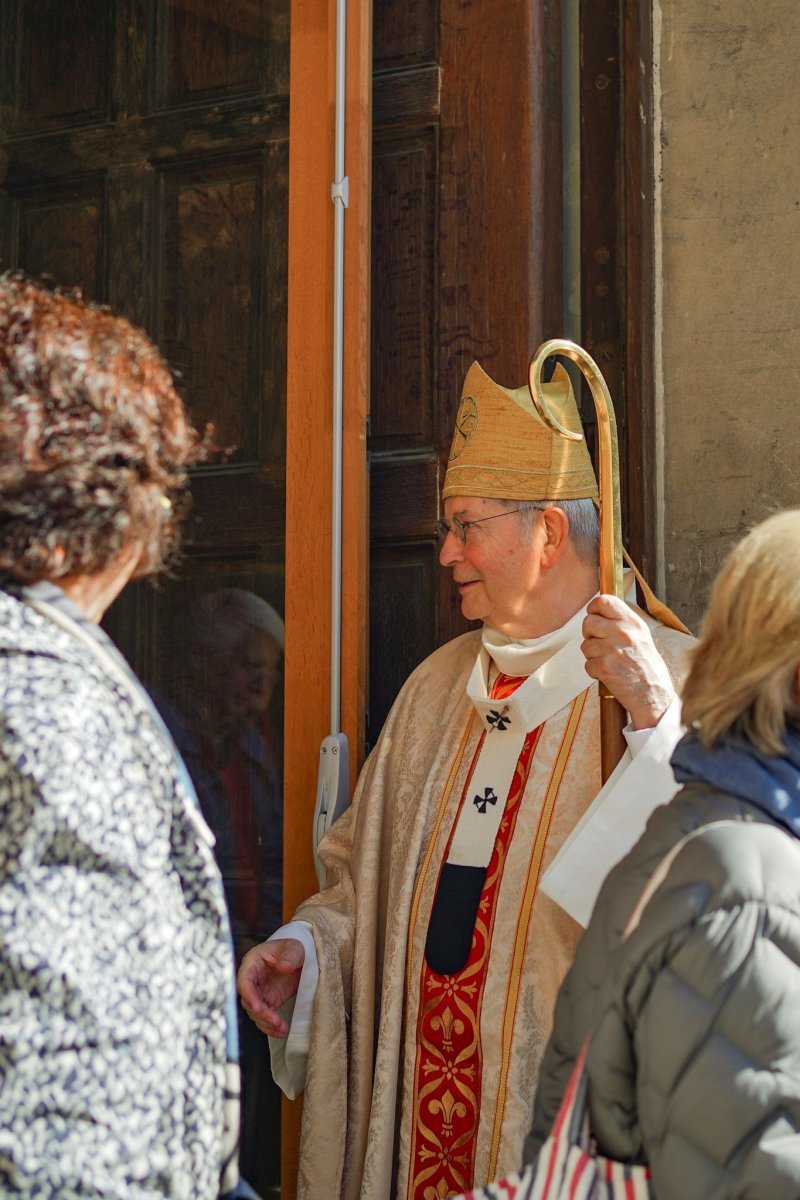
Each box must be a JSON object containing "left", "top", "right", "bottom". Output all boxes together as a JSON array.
[{"left": 682, "top": 510, "right": 800, "bottom": 754}]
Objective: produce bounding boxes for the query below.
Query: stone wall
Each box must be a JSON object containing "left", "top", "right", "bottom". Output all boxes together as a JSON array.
[{"left": 655, "top": 0, "right": 800, "bottom": 628}]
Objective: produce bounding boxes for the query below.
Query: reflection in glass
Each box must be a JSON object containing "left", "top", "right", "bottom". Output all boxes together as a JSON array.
[
  {"left": 152, "top": 589, "right": 284, "bottom": 1196},
  {"left": 157, "top": 589, "right": 284, "bottom": 950}
]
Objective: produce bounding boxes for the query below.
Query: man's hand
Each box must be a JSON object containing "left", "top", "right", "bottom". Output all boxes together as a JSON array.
[
  {"left": 237, "top": 937, "right": 305, "bottom": 1038},
  {"left": 581, "top": 595, "right": 675, "bottom": 730}
]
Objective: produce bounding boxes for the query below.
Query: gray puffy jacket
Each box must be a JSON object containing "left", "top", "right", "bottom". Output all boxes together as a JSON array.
[{"left": 527, "top": 784, "right": 800, "bottom": 1199}]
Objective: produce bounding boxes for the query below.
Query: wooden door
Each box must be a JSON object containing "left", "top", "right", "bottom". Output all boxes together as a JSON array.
[
  {"left": 367, "top": 0, "right": 565, "bottom": 742},
  {"left": 0, "top": 2, "right": 289, "bottom": 1193}
]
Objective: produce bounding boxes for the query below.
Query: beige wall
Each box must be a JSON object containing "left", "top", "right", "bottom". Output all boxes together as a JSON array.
[{"left": 655, "top": 0, "right": 800, "bottom": 629}]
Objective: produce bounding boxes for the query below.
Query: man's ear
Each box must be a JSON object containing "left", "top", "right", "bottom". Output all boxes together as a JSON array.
[{"left": 539, "top": 506, "right": 570, "bottom": 568}]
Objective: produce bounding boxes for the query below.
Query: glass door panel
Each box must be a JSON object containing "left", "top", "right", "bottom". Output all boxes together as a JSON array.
[{"left": 0, "top": 2, "right": 289, "bottom": 1194}]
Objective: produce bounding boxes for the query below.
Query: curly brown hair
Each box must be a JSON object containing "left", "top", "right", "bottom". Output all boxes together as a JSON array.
[{"left": 0, "top": 272, "right": 204, "bottom": 583}]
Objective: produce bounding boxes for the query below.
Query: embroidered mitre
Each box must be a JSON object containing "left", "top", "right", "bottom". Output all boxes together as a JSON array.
[{"left": 443, "top": 360, "right": 599, "bottom": 501}]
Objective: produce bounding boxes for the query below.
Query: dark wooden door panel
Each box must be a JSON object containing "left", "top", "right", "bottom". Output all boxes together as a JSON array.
[
  {"left": 12, "top": 179, "right": 107, "bottom": 300},
  {"left": 156, "top": 144, "right": 288, "bottom": 466},
  {"left": 368, "top": 0, "right": 564, "bottom": 734},
  {"left": 370, "top": 128, "right": 437, "bottom": 453},
  {"left": 373, "top": 0, "right": 437, "bottom": 70},
  {"left": 367, "top": 453, "right": 439, "bottom": 742},
  {"left": 368, "top": 544, "right": 438, "bottom": 742},
  {"left": 156, "top": 0, "right": 289, "bottom": 107},
  {"left": 0, "top": 0, "right": 113, "bottom": 134}
]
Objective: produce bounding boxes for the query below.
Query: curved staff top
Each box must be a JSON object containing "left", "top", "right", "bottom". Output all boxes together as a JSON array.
[{"left": 528, "top": 339, "right": 626, "bottom": 783}]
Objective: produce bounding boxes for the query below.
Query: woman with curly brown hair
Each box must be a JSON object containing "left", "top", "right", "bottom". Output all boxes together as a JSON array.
[
  {"left": 0, "top": 272, "right": 256, "bottom": 1200},
  {"left": 0, "top": 271, "right": 199, "bottom": 592}
]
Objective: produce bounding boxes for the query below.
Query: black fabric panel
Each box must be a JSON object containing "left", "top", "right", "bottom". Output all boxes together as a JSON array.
[{"left": 424, "top": 862, "right": 487, "bottom": 976}]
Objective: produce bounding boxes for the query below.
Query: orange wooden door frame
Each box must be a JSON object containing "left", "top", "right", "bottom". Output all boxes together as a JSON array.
[{"left": 282, "top": 0, "right": 371, "bottom": 1192}]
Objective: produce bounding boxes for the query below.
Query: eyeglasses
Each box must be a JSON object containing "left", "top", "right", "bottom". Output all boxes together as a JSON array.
[{"left": 436, "top": 508, "right": 523, "bottom": 546}]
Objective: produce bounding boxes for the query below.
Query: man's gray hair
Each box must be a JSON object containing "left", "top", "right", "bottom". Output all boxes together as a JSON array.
[{"left": 498, "top": 498, "right": 600, "bottom": 566}]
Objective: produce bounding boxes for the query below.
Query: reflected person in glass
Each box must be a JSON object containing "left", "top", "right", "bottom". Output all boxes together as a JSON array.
[{"left": 155, "top": 588, "right": 284, "bottom": 1197}]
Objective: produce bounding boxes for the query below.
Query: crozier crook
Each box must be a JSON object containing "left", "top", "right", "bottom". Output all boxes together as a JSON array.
[{"left": 528, "top": 339, "right": 627, "bottom": 782}]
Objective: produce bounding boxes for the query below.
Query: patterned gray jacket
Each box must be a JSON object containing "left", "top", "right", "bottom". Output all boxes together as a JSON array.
[{"left": 0, "top": 586, "right": 235, "bottom": 1199}]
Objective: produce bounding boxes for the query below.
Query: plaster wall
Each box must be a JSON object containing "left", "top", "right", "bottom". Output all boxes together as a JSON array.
[{"left": 656, "top": 0, "right": 800, "bottom": 628}]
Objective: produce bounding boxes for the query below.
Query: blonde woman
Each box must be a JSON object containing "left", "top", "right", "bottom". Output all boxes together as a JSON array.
[{"left": 524, "top": 510, "right": 800, "bottom": 1199}]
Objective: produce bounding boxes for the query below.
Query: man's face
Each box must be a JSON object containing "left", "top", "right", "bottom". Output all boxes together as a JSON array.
[
  {"left": 438, "top": 496, "right": 546, "bottom": 632},
  {"left": 227, "top": 630, "right": 282, "bottom": 721}
]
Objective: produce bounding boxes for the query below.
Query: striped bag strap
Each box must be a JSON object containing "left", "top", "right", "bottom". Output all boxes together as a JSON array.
[
  {"left": 526, "top": 1039, "right": 592, "bottom": 1199},
  {"left": 456, "top": 1041, "right": 593, "bottom": 1200}
]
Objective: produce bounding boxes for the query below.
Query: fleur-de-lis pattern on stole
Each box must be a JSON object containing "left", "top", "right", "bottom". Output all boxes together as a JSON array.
[{"left": 406, "top": 674, "right": 543, "bottom": 1200}]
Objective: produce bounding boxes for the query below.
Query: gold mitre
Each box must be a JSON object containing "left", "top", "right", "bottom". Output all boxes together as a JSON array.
[{"left": 442, "top": 360, "right": 599, "bottom": 502}]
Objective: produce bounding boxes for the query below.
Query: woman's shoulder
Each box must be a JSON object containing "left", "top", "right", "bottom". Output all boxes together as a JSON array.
[
  {"left": 581, "top": 788, "right": 792, "bottom": 984},
  {"left": 0, "top": 660, "right": 127, "bottom": 800},
  {"left": 0, "top": 593, "right": 146, "bottom": 773},
  {"left": 588, "top": 807, "right": 800, "bottom": 1182},
  {"left": 603, "top": 801, "right": 800, "bottom": 1028},
  {"left": 0, "top": 589, "right": 94, "bottom": 677},
  {"left": 655, "top": 811, "right": 800, "bottom": 916},
  {"left": 582, "top": 788, "right": 743, "bottom": 944}
]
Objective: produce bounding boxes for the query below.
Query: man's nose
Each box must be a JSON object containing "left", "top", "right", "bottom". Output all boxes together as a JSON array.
[{"left": 438, "top": 531, "right": 463, "bottom": 567}]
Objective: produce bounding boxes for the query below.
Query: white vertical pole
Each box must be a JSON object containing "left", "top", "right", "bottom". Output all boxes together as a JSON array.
[
  {"left": 330, "top": 0, "right": 349, "bottom": 737},
  {"left": 313, "top": 0, "right": 352, "bottom": 886}
]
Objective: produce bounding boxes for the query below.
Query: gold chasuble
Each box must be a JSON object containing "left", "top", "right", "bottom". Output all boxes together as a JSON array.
[
  {"left": 397, "top": 618, "right": 597, "bottom": 1200},
  {"left": 291, "top": 614, "right": 691, "bottom": 1200}
]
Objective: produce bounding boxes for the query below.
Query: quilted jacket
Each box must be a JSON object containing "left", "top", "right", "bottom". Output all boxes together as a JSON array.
[
  {"left": 0, "top": 587, "right": 236, "bottom": 1199},
  {"left": 527, "top": 783, "right": 800, "bottom": 1199}
]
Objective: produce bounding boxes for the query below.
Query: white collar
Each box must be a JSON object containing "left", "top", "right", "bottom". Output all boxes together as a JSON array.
[
  {"left": 467, "top": 603, "right": 592, "bottom": 735},
  {"left": 467, "top": 571, "right": 641, "bottom": 734},
  {"left": 481, "top": 604, "right": 588, "bottom": 676}
]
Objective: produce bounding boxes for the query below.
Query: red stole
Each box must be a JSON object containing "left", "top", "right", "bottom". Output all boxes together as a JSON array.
[{"left": 406, "top": 674, "right": 540, "bottom": 1200}]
